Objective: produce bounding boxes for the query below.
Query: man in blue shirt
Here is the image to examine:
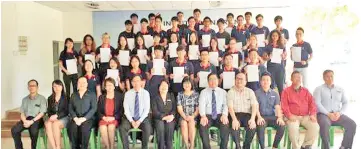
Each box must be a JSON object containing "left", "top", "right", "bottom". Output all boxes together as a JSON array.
[
  {"left": 198, "top": 17, "right": 216, "bottom": 48},
  {"left": 231, "top": 15, "right": 250, "bottom": 47},
  {"left": 273, "top": 15, "right": 289, "bottom": 43},
  {"left": 244, "top": 12, "right": 256, "bottom": 31},
  {"left": 313, "top": 70, "right": 356, "bottom": 149},
  {"left": 193, "top": 8, "right": 203, "bottom": 31},
  {"left": 250, "top": 14, "right": 270, "bottom": 45}
]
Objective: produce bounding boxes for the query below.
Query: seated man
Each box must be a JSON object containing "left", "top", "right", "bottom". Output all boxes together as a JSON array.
[
  {"left": 12, "top": 79, "right": 47, "bottom": 149},
  {"left": 120, "top": 75, "right": 151, "bottom": 149},
  {"left": 199, "top": 73, "right": 229, "bottom": 149},
  {"left": 314, "top": 70, "right": 356, "bottom": 149},
  {"left": 281, "top": 71, "right": 319, "bottom": 149}
]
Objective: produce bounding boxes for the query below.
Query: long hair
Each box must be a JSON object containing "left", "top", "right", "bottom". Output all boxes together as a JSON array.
[
  {"left": 209, "top": 37, "right": 219, "bottom": 51},
  {"left": 51, "top": 80, "right": 66, "bottom": 104},
  {"left": 117, "top": 35, "right": 129, "bottom": 50},
  {"left": 81, "top": 34, "right": 96, "bottom": 55},
  {"left": 63, "top": 38, "right": 74, "bottom": 52},
  {"left": 129, "top": 56, "right": 141, "bottom": 70},
  {"left": 268, "top": 30, "right": 284, "bottom": 48},
  {"left": 135, "top": 34, "right": 147, "bottom": 49},
  {"left": 109, "top": 57, "right": 121, "bottom": 70},
  {"left": 188, "top": 31, "right": 199, "bottom": 45},
  {"left": 82, "top": 60, "right": 94, "bottom": 76}
]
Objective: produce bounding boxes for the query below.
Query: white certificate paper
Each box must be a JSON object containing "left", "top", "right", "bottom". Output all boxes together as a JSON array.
[
  {"left": 271, "top": 48, "right": 283, "bottom": 64},
  {"left": 209, "top": 52, "right": 219, "bottom": 66},
  {"left": 247, "top": 65, "right": 259, "bottom": 82},
  {"left": 256, "top": 34, "right": 265, "bottom": 47},
  {"left": 199, "top": 71, "right": 210, "bottom": 88},
  {"left": 232, "top": 54, "right": 239, "bottom": 67},
  {"left": 137, "top": 49, "right": 147, "bottom": 64},
  {"left": 217, "top": 38, "right": 226, "bottom": 51},
  {"left": 143, "top": 35, "right": 153, "bottom": 48},
  {"left": 188, "top": 45, "right": 199, "bottom": 60},
  {"left": 100, "top": 48, "right": 111, "bottom": 63},
  {"left": 127, "top": 38, "right": 135, "bottom": 49},
  {"left": 118, "top": 51, "right": 130, "bottom": 66},
  {"left": 169, "top": 43, "right": 178, "bottom": 58},
  {"left": 291, "top": 47, "right": 302, "bottom": 62},
  {"left": 236, "top": 42, "right": 243, "bottom": 51},
  {"left": 225, "top": 27, "right": 233, "bottom": 35},
  {"left": 153, "top": 59, "right": 164, "bottom": 76},
  {"left": 66, "top": 59, "right": 78, "bottom": 74},
  {"left": 223, "top": 71, "right": 235, "bottom": 89},
  {"left": 173, "top": 67, "right": 184, "bottom": 83},
  {"left": 202, "top": 34, "right": 211, "bottom": 47},
  {"left": 107, "top": 69, "right": 119, "bottom": 86},
  {"left": 84, "top": 54, "right": 95, "bottom": 66}
]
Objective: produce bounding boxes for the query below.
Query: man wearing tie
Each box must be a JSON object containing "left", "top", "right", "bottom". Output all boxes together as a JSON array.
[
  {"left": 120, "top": 75, "right": 151, "bottom": 149},
  {"left": 199, "top": 73, "right": 229, "bottom": 149}
]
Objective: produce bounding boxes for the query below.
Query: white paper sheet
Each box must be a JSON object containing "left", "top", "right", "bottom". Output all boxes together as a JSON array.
[
  {"left": 143, "top": 35, "right": 153, "bottom": 48},
  {"left": 232, "top": 54, "right": 239, "bottom": 67},
  {"left": 271, "top": 48, "right": 283, "bottom": 64},
  {"left": 173, "top": 67, "right": 184, "bottom": 83},
  {"left": 84, "top": 54, "right": 95, "bottom": 66},
  {"left": 118, "top": 51, "right": 130, "bottom": 66},
  {"left": 153, "top": 59, "right": 164, "bottom": 76},
  {"left": 199, "top": 71, "right": 210, "bottom": 88},
  {"left": 209, "top": 52, "right": 219, "bottom": 66},
  {"left": 137, "top": 49, "right": 147, "bottom": 64},
  {"left": 100, "top": 48, "right": 111, "bottom": 63},
  {"left": 217, "top": 38, "right": 226, "bottom": 51},
  {"left": 199, "top": 25, "right": 204, "bottom": 30},
  {"left": 127, "top": 38, "right": 135, "bottom": 49},
  {"left": 169, "top": 43, "right": 178, "bottom": 58},
  {"left": 256, "top": 34, "right": 265, "bottom": 47},
  {"left": 223, "top": 71, "right": 235, "bottom": 89},
  {"left": 291, "top": 47, "right": 302, "bottom": 62},
  {"left": 236, "top": 42, "right": 243, "bottom": 51},
  {"left": 202, "top": 34, "right": 211, "bottom": 47},
  {"left": 107, "top": 69, "right": 119, "bottom": 86},
  {"left": 151, "top": 47, "right": 155, "bottom": 59},
  {"left": 132, "top": 24, "right": 140, "bottom": 34},
  {"left": 188, "top": 45, "right": 199, "bottom": 60},
  {"left": 66, "top": 59, "right": 78, "bottom": 74},
  {"left": 247, "top": 65, "right": 259, "bottom": 82},
  {"left": 225, "top": 27, "right": 233, "bottom": 35}
]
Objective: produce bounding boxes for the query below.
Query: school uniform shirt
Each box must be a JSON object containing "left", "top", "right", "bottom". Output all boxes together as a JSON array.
[
  {"left": 264, "top": 45, "right": 286, "bottom": 67},
  {"left": 250, "top": 26, "right": 270, "bottom": 40},
  {"left": 126, "top": 68, "right": 147, "bottom": 89},
  {"left": 231, "top": 27, "right": 251, "bottom": 46},
  {"left": 84, "top": 74, "right": 101, "bottom": 93},
  {"left": 198, "top": 28, "right": 216, "bottom": 47},
  {"left": 178, "top": 24, "right": 188, "bottom": 33},
  {"left": 152, "top": 29, "right": 168, "bottom": 43},
  {"left": 182, "top": 28, "right": 197, "bottom": 44},
  {"left": 292, "top": 41, "right": 313, "bottom": 68},
  {"left": 123, "top": 88, "right": 150, "bottom": 123},
  {"left": 20, "top": 94, "right": 47, "bottom": 117},
  {"left": 59, "top": 50, "right": 79, "bottom": 73},
  {"left": 241, "top": 63, "right": 268, "bottom": 91},
  {"left": 194, "top": 21, "right": 203, "bottom": 31},
  {"left": 168, "top": 59, "right": 194, "bottom": 93},
  {"left": 194, "top": 62, "right": 218, "bottom": 91},
  {"left": 255, "top": 88, "right": 280, "bottom": 116},
  {"left": 136, "top": 28, "right": 154, "bottom": 36},
  {"left": 227, "top": 86, "right": 258, "bottom": 114},
  {"left": 69, "top": 90, "right": 97, "bottom": 120},
  {"left": 119, "top": 31, "right": 136, "bottom": 39},
  {"left": 244, "top": 23, "right": 256, "bottom": 31},
  {"left": 226, "top": 50, "right": 244, "bottom": 68},
  {"left": 274, "top": 28, "right": 290, "bottom": 40},
  {"left": 166, "top": 28, "right": 182, "bottom": 44},
  {"left": 216, "top": 31, "right": 231, "bottom": 45},
  {"left": 147, "top": 60, "right": 169, "bottom": 98},
  {"left": 151, "top": 92, "right": 177, "bottom": 120},
  {"left": 199, "top": 87, "right": 228, "bottom": 116},
  {"left": 131, "top": 47, "right": 149, "bottom": 71}
]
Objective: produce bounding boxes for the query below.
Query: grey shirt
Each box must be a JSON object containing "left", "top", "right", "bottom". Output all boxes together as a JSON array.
[
  {"left": 199, "top": 87, "right": 228, "bottom": 116},
  {"left": 20, "top": 94, "right": 47, "bottom": 117},
  {"left": 313, "top": 84, "right": 348, "bottom": 114}
]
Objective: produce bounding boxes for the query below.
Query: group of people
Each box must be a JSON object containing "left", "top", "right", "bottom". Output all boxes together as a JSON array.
[{"left": 11, "top": 8, "right": 356, "bottom": 149}]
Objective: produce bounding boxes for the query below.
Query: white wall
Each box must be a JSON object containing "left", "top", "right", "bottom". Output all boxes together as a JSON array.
[{"left": 62, "top": 12, "right": 93, "bottom": 41}]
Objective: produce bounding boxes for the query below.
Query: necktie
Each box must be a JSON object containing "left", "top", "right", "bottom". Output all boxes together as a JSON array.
[
  {"left": 211, "top": 89, "right": 217, "bottom": 120},
  {"left": 134, "top": 92, "right": 140, "bottom": 121}
]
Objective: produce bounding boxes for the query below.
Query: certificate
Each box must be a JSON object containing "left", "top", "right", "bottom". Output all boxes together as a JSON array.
[
  {"left": 209, "top": 52, "right": 219, "bottom": 66},
  {"left": 247, "top": 65, "right": 259, "bottom": 82},
  {"left": 169, "top": 43, "right": 178, "bottom": 58},
  {"left": 236, "top": 42, "right": 243, "bottom": 51},
  {"left": 188, "top": 45, "right": 199, "bottom": 60},
  {"left": 84, "top": 54, "right": 95, "bottom": 66},
  {"left": 256, "top": 34, "right": 265, "bottom": 47},
  {"left": 127, "top": 38, "right": 135, "bottom": 49},
  {"left": 100, "top": 48, "right": 111, "bottom": 63},
  {"left": 217, "top": 38, "right": 226, "bottom": 51},
  {"left": 66, "top": 59, "right": 78, "bottom": 74},
  {"left": 271, "top": 48, "right": 283, "bottom": 64},
  {"left": 202, "top": 34, "right": 211, "bottom": 47},
  {"left": 223, "top": 71, "right": 235, "bottom": 89},
  {"left": 199, "top": 71, "right": 210, "bottom": 88},
  {"left": 199, "top": 25, "right": 204, "bottom": 30},
  {"left": 107, "top": 69, "right": 119, "bottom": 86},
  {"left": 137, "top": 49, "right": 147, "bottom": 64},
  {"left": 118, "top": 51, "right": 130, "bottom": 66},
  {"left": 173, "top": 67, "right": 184, "bottom": 83},
  {"left": 225, "top": 27, "right": 233, "bottom": 35},
  {"left": 132, "top": 24, "right": 140, "bottom": 34},
  {"left": 153, "top": 59, "right": 164, "bottom": 76},
  {"left": 291, "top": 47, "right": 302, "bottom": 62},
  {"left": 143, "top": 35, "right": 153, "bottom": 48},
  {"left": 232, "top": 54, "right": 239, "bottom": 67}
]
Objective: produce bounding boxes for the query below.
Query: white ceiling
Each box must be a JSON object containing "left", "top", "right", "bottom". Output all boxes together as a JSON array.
[{"left": 36, "top": 1, "right": 294, "bottom": 12}]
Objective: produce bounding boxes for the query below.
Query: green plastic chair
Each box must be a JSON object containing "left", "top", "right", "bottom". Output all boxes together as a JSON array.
[
  {"left": 317, "top": 126, "right": 344, "bottom": 148},
  {"left": 97, "top": 128, "right": 123, "bottom": 149},
  {"left": 61, "top": 128, "right": 70, "bottom": 149},
  {"left": 32, "top": 128, "right": 47, "bottom": 149},
  {"left": 255, "top": 127, "right": 281, "bottom": 149},
  {"left": 153, "top": 129, "right": 179, "bottom": 149},
  {"left": 229, "top": 127, "right": 257, "bottom": 149},
  {"left": 89, "top": 128, "right": 96, "bottom": 149}
]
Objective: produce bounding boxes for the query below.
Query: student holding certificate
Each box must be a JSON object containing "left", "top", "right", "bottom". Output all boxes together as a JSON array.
[
  {"left": 226, "top": 13, "right": 235, "bottom": 33},
  {"left": 167, "top": 32, "right": 181, "bottom": 62},
  {"left": 186, "top": 31, "right": 201, "bottom": 68},
  {"left": 119, "top": 20, "right": 136, "bottom": 39},
  {"left": 125, "top": 56, "right": 147, "bottom": 91},
  {"left": 136, "top": 18, "right": 153, "bottom": 36},
  {"left": 167, "top": 16, "right": 182, "bottom": 45},
  {"left": 226, "top": 38, "right": 244, "bottom": 69},
  {"left": 83, "top": 60, "right": 102, "bottom": 99},
  {"left": 241, "top": 49, "right": 268, "bottom": 91},
  {"left": 79, "top": 34, "right": 96, "bottom": 68},
  {"left": 216, "top": 18, "right": 231, "bottom": 46},
  {"left": 131, "top": 34, "right": 148, "bottom": 72},
  {"left": 209, "top": 37, "right": 225, "bottom": 71},
  {"left": 242, "top": 35, "right": 264, "bottom": 62},
  {"left": 250, "top": 14, "right": 270, "bottom": 53},
  {"left": 219, "top": 53, "right": 240, "bottom": 91},
  {"left": 231, "top": 15, "right": 250, "bottom": 47},
  {"left": 96, "top": 32, "right": 116, "bottom": 85},
  {"left": 244, "top": 12, "right": 256, "bottom": 31},
  {"left": 114, "top": 35, "right": 131, "bottom": 78},
  {"left": 182, "top": 16, "right": 197, "bottom": 46},
  {"left": 194, "top": 49, "right": 218, "bottom": 92},
  {"left": 59, "top": 38, "right": 79, "bottom": 97},
  {"left": 147, "top": 33, "right": 161, "bottom": 60},
  {"left": 274, "top": 16, "right": 289, "bottom": 44},
  {"left": 104, "top": 58, "right": 124, "bottom": 93},
  {"left": 193, "top": 8, "right": 203, "bottom": 31},
  {"left": 198, "top": 17, "right": 216, "bottom": 48},
  {"left": 152, "top": 15, "right": 168, "bottom": 46}
]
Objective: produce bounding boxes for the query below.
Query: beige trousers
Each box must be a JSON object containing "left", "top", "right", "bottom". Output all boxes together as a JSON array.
[{"left": 287, "top": 115, "right": 320, "bottom": 149}]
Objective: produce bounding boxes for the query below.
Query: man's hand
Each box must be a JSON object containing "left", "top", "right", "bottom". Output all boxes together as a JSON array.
[
  {"left": 288, "top": 115, "right": 297, "bottom": 122},
  {"left": 200, "top": 116, "right": 208, "bottom": 126},
  {"left": 310, "top": 115, "right": 317, "bottom": 123},
  {"left": 276, "top": 117, "right": 285, "bottom": 126},
  {"left": 257, "top": 116, "right": 265, "bottom": 126},
  {"left": 248, "top": 119, "right": 256, "bottom": 129},
  {"left": 220, "top": 115, "right": 229, "bottom": 125},
  {"left": 134, "top": 121, "right": 141, "bottom": 128},
  {"left": 334, "top": 112, "right": 341, "bottom": 121},
  {"left": 232, "top": 119, "right": 240, "bottom": 130}
]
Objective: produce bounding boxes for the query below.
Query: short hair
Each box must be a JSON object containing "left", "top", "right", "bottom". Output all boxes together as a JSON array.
[
  {"left": 207, "top": 73, "right": 218, "bottom": 81},
  {"left": 245, "top": 12, "right": 252, "bottom": 16},
  {"left": 182, "top": 76, "right": 194, "bottom": 90},
  {"left": 157, "top": 79, "right": 169, "bottom": 90},
  {"left": 248, "top": 49, "right": 258, "bottom": 54},
  {"left": 187, "top": 16, "right": 195, "bottom": 22},
  {"left": 291, "top": 70, "right": 301, "bottom": 78},
  {"left": 261, "top": 72, "right": 272, "bottom": 78},
  {"left": 153, "top": 33, "right": 161, "bottom": 38},
  {"left": 28, "top": 79, "right": 39, "bottom": 86},
  {"left": 323, "top": 69, "right": 334, "bottom": 76},
  {"left": 171, "top": 16, "right": 178, "bottom": 22},
  {"left": 130, "top": 13, "right": 138, "bottom": 19},
  {"left": 256, "top": 14, "right": 263, "bottom": 19},
  {"left": 217, "top": 18, "right": 225, "bottom": 24},
  {"left": 193, "top": 8, "right": 201, "bottom": 14},
  {"left": 148, "top": 13, "right": 155, "bottom": 19},
  {"left": 296, "top": 27, "right": 305, "bottom": 33},
  {"left": 227, "top": 13, "right": 234, "bottom": 18},
  {"left": 237, "top": 15, "right": 244, "bottom": 20},
  {"left": 140, "top": 18, "right": 148, "bottom": 23},
  {"left": 154, "top": 45, "right": 165, "bottom": 51},
  {"left": 125, "top": 20, "right": 132, "bottom": 25},
  {"left": 104, "top": 77, "right": 116, "bottom": 87},
  {"left": 223, "top": 53, "right": 233, "bottom": 59},
  {"left": 177, "top": 11, "right": 184, "bottom": 15},
  {"left": 203, "top": 16, "right": 211, "bottom": 22},
  {"left": 131, "top": 74, "right": 142, "bottom": 81},
  {"left": 274, "top": 15, "right": 283, "bottom": 22},
  {"left": 176, "top": 45, "right": 186, "bottom": 52},
  {"left": 200, "top": 48, "right": 209, "bottom": 54},
  {"left": 155, "top": 15, "right": 162, "bottom": 21},
  {"left": 102, "top": 32, "right": 110, "bottom": 38}
]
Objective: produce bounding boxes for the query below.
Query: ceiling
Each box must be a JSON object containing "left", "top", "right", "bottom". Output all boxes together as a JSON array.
[{"left": 36, "top": 1, "right": 295, "bottom": 12}]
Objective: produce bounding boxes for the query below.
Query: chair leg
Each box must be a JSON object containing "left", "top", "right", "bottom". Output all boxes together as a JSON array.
[
  {"left": 267, "top": 129, "right": 272, "bottom": 147},
  {"left": 89, "top": 129, "right": 96, "bottom": 149},
  {"left": 116, "top": 130, "right": 123, "bottom": 149},
  {"left": 97, "top": 130, "right": 101, "bottom": 149},
  {"left": 132, "top": 131, "right": 137, "bottom": 148},
  {"left": 154, "top": 132, "right": 157, "bottom": 149},
  {"left": 330, "top": 127, "right": 335, "bottom": 147}
]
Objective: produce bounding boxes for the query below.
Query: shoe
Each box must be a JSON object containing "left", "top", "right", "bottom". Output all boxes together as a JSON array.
[{"left": 210, "top": 133, "right": 218, "bottom": 141}]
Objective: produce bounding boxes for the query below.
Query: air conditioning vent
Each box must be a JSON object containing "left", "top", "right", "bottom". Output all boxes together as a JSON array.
[{"left": 84, "top": 2, "right": 99, "bottom": 9}]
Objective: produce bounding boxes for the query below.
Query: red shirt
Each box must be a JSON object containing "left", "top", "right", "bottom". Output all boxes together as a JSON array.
[{"left": 281, "top": 85, "right": 317, "bottom": 118}]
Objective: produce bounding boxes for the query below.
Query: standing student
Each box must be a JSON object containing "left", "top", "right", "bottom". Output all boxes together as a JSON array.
[
  {"left": 98, "top": 78, "right": 123, "bottom": 149},
  {"left": 209, "top": 37, "right": 225, "bottom": 71},
  {"left": 83, "top": 60, "right": 102, "bottom": 99},
  {"left": 96, "top": 32, "right": 116, "bottom": 85},
  {"left": 182, "top": 17, "right": 197, "bottom": 46},
  {"left": 177, "top": 11, "right": 187, "bottom": 32},
  {"left": 130, "top": 13, "right": 140, "bottom": 34},
  {"left": 120, "top": 75, "right": 152, "bottom": 149},
  {"left": 104, "top": 58, "right": 125, "bottom": 92},
  {"left": 79, "top": 34, "right": 96, "bottom": 67},
  {"left": 131, "top": 34, "right": 148, "bottom": 71},
  {"left": 193, "top": 8, "right": 203, "bottom": 31},
  {"left": 152, "top": 80, "right": 177, "bottom": 149},
  {"left": 199, "top": 73, "right": 230, "bottom": 149},
  {"left": 125, "top": 56, "right": 147, "bottom": 91},
  {"left": 114, "top": 35, "right": 131, "bottom": 78},
  {"left": 218, "top": 53, "right": 240, "bottom": 90},
  {"left": 12, "top": 80, "right": 47, "bottom": 149},
  {"left": 292, "top": 27, "right": 313, "bottom": 88},
  {"left": 244, "top": 12, "right": 256, "bottom": 30},
  {"left": 68, "top": 77, "right": 97, "bottom": 149},
  {"left": 119, "top": 20, "right": 136, "bottom": 39},
  {"left": 167, "top": 16, "right": 182, "bottom": 45},
  {"left": 186, "top": 31, "right": 200, "bottom": 68},
  {"left": 250, "top": 14, "right": 270, "bottom": 47},
  {"left": 169, "top": 45, "right": 195, "bottom": 98},
  {"left": 265, "top": 30, "right": 287, "bottom": 95},
  {"left": 274, "top": 15, "right": 289, "bottom": 44},
  {"left": 137, "top": 18, "right": 153, "bottom": 36},
  {"left": 147, "top": 33, "right": 162, "bottom": 59},
  {"left": 231, "top": 15, "right": 251, "bottom": 47},
  {"left": 243, "top": 35, "right": 263, "bottom": 61},
  {"left": 146, "top": 45, "right": 169, "bottom": 98},
  {"left": 255, "top": 73, "right": 285, "bottom": 149},
  {"left": 153, "top": 15, "right": 168, "bottom": 46},
  {"left": 216, "top": 18, "right": 231, "bottom": 46},
  {"left": 148, "top": 13, "right": 156, "bottom": 30},
  {"left": 198, "top": 17, "right": 216, "bottom": 48},
  {"left": 59, "top": 38, "right": 79, "bottom": 97},
  {"left": 226, "top": 38, "right": 244, "bottom": 69},
  {"left": 226, "top": 13, "right": 235, "bottom": 32},
  {"left": 194, "top": 49, "right": 218, "bottom": 92},
  {"left": 167, "top": 32, "right": 181, "bottom": 62},
  {"left": 242, "top": 49, "right": 268, "bottom": 91},
  {"left": 177, "top": 77, "right": 199, "bottom": 149}
]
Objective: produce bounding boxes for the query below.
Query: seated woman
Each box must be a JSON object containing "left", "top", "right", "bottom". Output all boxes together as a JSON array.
[
  {"left": 98, "top": 78, "right": 123, "bottom": 149},
  {"left": 152, "top": 80, "right": 177, "bottom": 149},
  {"left": 45, "top": 80, "right": 69, "bottom": 149},
  {"left": 177, "top": 77, "right": 199, "bottom": 149}
]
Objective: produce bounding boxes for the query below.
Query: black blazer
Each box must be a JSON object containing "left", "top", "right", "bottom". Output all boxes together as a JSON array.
[
  {"left": 97, "top": 91, "right": 124, "bottom": 121},
  {"left": 47, "top": 94, "right": 69, "bottom": 119},
  {"left": 151, "top": 92, "right": 177, "bottom": 120}
]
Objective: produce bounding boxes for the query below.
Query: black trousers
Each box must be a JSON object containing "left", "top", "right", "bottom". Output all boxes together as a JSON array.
[
  {"left": 155, "top": 119, "right": 176, "bottom": 149},
  {"left": 119, "top": 117, "right": 152, "bottom": 149},
  {"left": 267, "top": 64, "right": 285, "bottom": 96},
  {"left": 230, "top": 113, "right": 256, "bottom": 149},
  {"left": 199, "top": 115, "right": 229, "bottom": 149},
  {"left": 12, "top": 116, "right": 43, "bottom": 149},
  {"left": 256, "top": 116, "right": 285, "bottom": 149},
  {"left": 63, "top": 73, "right": 78, "bottom": 97},
  {"left": 68, "top": 119, "right": 93, "bottom": 149}
]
